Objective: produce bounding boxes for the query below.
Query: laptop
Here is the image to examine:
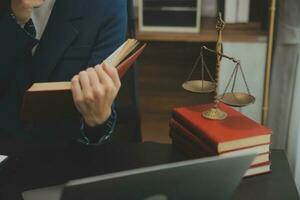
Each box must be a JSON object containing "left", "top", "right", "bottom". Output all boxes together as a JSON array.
[{"left": 22, "top": 152, "right": 255, "bottom": 200}]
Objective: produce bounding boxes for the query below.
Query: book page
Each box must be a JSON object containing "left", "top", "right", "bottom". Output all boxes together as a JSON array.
[
  {"left": 0, "top": 155, "right": 7, "bottom": 164},
  {"left": 104, "top": 41, "right": 128, "bottom": 68},
  {"left": 29, "top": 82, "right": 71, "bottom": 92},
  {"left": 104, "top": 39, "right": 138, "bottom": 68}
]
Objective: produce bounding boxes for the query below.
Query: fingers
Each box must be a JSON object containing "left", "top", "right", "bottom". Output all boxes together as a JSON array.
[
  {"left": 95, "top": 65, "right": 117, "bottom": 95},
  {"left": 72, "top": 65, "right": 120, "bottom": 112},
  {"left": 71, "top": 75, "right": 86, "bottom": 113},
  {"left": 71, "top": 64, "right": 120, "bottom": 127},
  {"left": 103, "top": 63, "right": 121, "bottom": 89},
  {"left": 86, "top": 67, "right": 100, "bottom": 87},
  {"left": 79, "top": 70, "right": 94, "bottom": 102},
  {"left": 87, "top": 68, "right": 104, "bottom": 100}
]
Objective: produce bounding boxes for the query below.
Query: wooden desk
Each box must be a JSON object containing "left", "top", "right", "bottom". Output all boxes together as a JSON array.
[
  {"left": 0, "top": 139, "right": 299, "bottom": 199},
  {"left": 234, "top": 150, "right": 299, "bottom": 200}
]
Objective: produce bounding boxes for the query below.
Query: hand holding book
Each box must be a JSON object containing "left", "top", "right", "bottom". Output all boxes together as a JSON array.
[
  {"left": 71, "top": 63, "right": 120, "bottom": 128},
  {"left": 21, "top": 39, "right": 146, "bottom": 120}
]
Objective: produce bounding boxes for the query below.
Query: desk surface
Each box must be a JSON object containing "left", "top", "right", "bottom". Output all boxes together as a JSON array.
[{"left": 0, "top": 139, "right": 299, "bottom": 200}]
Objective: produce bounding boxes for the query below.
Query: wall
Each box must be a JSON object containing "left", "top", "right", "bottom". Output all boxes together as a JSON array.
[
  {"left": 219, "top": 42, "right": 267, "bottom": 122},
  {"left": 296, "top": 136, "right": 300, "bottom": 192},
  {"left": 286, "top": 53, "right": 300, "bottom": 193},
  {"left": 133, "top": 0, "right": 138, "bottom": 9}
]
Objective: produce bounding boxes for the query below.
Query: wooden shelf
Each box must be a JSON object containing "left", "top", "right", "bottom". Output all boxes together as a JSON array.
[{"left": 136, "top": 18, "right": 268, "bottom": 43}]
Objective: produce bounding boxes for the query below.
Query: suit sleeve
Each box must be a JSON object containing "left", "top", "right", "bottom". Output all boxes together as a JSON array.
[
  {"left": 78, "top": 0, "right": 128, "bottom": 145},
  {"left": 0, "top": 1, "right": 36, "bottom": 95},
  {"left": 86, "top": 1, "right": 128, "bottom": 66}
]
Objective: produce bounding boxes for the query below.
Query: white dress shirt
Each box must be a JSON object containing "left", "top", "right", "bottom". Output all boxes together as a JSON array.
[
  {"left": 31, "top": 0, "right": 56, "bottom": 40},
  {"left": 31, "top": 0, "right": 56, "bottom": 53}
]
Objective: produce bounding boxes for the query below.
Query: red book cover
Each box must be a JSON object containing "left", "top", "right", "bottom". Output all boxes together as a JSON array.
[
  {"left": 171, "top": 130, "right": 214, "bottom": 158},
  {"left": 250, "top": 161, "right": 271, "bottom": 168},
  {"left": 170, "top": 119, "right": 217, "bottom": 154},
  {"left": 117, "top": 44, "right": 147, "bottom": 78},
  {"left": 170, "top": 118, "right": 271, "bottom": 154},
  {"left": 245, "top": 162, "right": 272, "bottom": 177},
  {"left": 171, "top": 129, "right": 271, "bottom": 169},
  {"left": 172, "top": 103, "right": 272, "bottom": 152}
]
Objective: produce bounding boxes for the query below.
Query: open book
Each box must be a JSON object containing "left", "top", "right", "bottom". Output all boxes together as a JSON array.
[{"left": 21, "top": 39, "right": 146, "bottom": 120}]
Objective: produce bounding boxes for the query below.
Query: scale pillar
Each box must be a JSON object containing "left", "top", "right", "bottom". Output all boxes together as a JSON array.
[{"left": 202, "top": 13, "right": 228, "bottom": 120}]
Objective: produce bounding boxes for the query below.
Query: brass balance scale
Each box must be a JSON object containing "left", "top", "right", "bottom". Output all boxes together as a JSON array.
[{"left": 182, "top": 13, "right": 255, "bottom": 120}]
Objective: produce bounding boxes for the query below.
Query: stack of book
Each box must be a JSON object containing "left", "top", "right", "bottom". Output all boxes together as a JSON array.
[{"left": 169, "top": 103, "right": 272, "bottom": 177}]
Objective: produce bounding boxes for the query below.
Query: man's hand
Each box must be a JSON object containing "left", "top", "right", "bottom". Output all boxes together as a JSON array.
[
  {"left": 71, "top": 64, "right": 121, "bottom": 128},
  {"left": 11, "top": 0, "right": 44, "bottom": 24}
]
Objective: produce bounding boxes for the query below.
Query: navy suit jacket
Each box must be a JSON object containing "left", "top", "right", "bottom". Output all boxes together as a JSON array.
[{"left": 0, "top": 0, "right": 127, "bottom": 140}]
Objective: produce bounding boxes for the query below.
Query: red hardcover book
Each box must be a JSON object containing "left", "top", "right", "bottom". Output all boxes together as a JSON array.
[
  {"left": 170, "top": 119, "right": 216, "bottom": 155},
  {"left": 169, "top": 118, "right": 271, "bottom": 154},
  {"left": 172, "top": 103, "right": 272, "bottom": 153},
  {"left": 170, "top": 128, "right": 270, "bottom": 165},
  {"left": 171, "top": 130, "right": 213, "bottom": 158},
  {"left": 245, "top": 162, "right": 271, "bottom": 177},
  {"left": 171, "top": 131, "right": 271, "bottom": 177}
]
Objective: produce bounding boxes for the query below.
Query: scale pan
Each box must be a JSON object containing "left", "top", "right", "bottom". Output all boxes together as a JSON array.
[
  {"left": 182, "top": 80, "right": 215, "bottom": 93},
  {"left": 218, "top": 92, "right": 255, "bottom": 107}
]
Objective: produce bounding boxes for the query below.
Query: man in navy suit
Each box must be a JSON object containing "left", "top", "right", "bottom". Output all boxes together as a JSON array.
[{"left": 0, "top": 0, "right": 127, "bottom": 145}]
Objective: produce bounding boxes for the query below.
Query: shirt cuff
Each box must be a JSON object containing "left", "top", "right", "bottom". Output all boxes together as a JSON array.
[{"left": 77, "top": 107, "right": 117, "bottom": 146}]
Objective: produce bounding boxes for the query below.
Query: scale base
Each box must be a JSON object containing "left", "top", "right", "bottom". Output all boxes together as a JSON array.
[{"left": 202, "top": 107, "right": 228, "bottom": 120}]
